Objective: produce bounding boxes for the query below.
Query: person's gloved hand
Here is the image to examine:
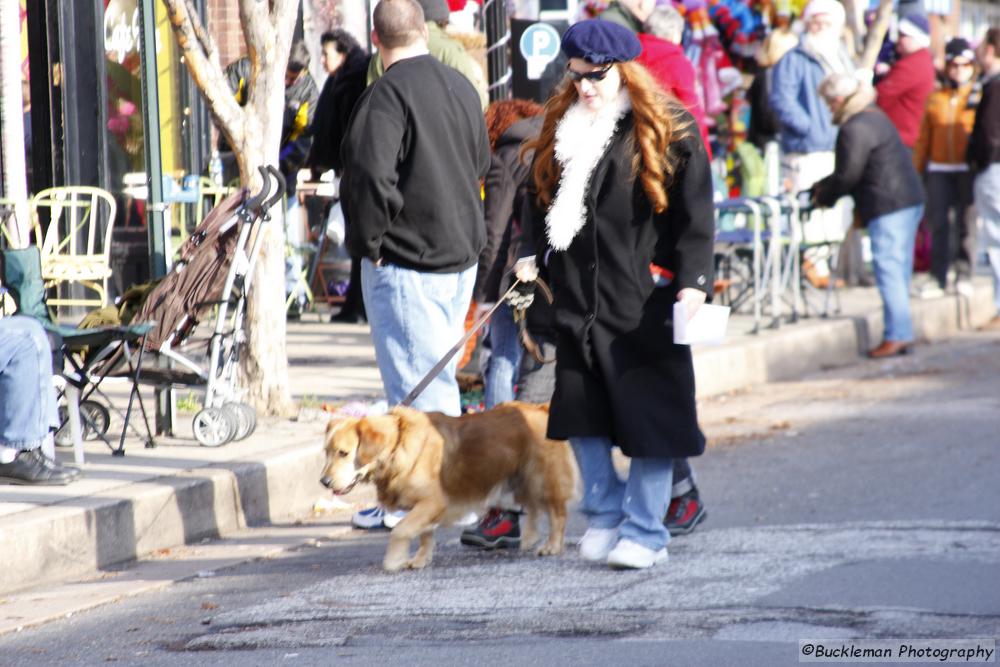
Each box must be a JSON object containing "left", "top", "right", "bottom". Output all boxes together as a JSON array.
[
  {"left": 513, "top": 257, "right": 538, "bottom": 283},
  {"left": 506, "top": 281, "right": 536, "bottom": 312}
]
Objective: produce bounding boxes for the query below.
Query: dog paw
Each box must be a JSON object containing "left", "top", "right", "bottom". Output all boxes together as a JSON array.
[
  {"left": 383, "top": 558, "right": 408, "bottom": 572},
  {"left": 536, "top": 542, "right": 563, "bottom": 557},
  {"left": 403, "top": 556, "right": 430, "bottom": 570}
]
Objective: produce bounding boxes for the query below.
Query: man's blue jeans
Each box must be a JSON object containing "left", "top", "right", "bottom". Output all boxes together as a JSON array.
[
  {"left": 570, "top": 436, "right": 673, "bottom": 552},
  {"left": 0, "top": 316, "right": 58, "bottom": 450},
  {"left": 484, "top": 303, "right": 523, "bottom": 409},
  {"left": 868, "top": 204, "right": 923, "bottom": 342},
  {"left": 360, "top": 259, "right": 475, "bottom": 416}
]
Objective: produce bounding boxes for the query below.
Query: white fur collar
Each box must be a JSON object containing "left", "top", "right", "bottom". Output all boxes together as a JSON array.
[{"left": 546, "top": 91, "right": 631, "bottom": 251}]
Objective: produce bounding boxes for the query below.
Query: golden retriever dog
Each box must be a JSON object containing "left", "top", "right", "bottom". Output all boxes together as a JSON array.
[{"left": 320, "top": 402, "right": 577, "bottom": 572}]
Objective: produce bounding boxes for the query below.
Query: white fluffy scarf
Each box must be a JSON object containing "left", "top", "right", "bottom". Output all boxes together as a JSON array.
[{"left": 546, "top": 90, "right": 631, "bottom": 251}]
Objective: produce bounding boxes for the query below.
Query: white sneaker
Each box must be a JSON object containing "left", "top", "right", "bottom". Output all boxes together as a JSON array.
[
  {"left": 352, "top": 506, "right": 407, "bottom": 529},
  {"left": 918, "top": 284, "right": 945, "bottom": 299},
  {"left": 606, "top": 539, "right": 668, "bottom": 570},
  {"left": 578, "top": 527, "right": 619, "bottom": 562},
  {"left": 956, "top": 280, "right": 974, "bottom": 298},
  {"left": 454, "top": 511, "right": 480, "bottom": 527},
  {"left": 351, "top": 505, "right": 386, "bottom": 529},
  {"left": 383, "top": 509, "right": 406, "bottom": 529}
]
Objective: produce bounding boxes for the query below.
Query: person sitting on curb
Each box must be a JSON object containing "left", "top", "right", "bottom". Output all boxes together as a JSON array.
[{"left": 0, "top": 316, "right": 80, "bottom": 485}]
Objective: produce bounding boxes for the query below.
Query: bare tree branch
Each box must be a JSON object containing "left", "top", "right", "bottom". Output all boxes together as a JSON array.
[
  {"left": 160, "top": 0, "right": 245, "bottom": 149},
  {"left": 181, "top": 0, "right": 219, "bottom": 70},
  {"left": 858, "top": 0, "right": 895, "bottom": 73}
]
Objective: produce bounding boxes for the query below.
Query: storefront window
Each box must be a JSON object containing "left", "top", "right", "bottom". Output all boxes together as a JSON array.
[{"left": 104, "top": 0, "right": 146, "bottom": 225}]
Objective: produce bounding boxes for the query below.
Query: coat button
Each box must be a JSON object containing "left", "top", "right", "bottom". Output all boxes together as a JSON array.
[
  {"left": 697, "top": 275, "right": 706, "bottom": 286},
  {"left": 589, "top": 262, "right": 596, "bottom": 271},
  {"left": 586, "top": 312, "right": 595, "bottom": 321}
]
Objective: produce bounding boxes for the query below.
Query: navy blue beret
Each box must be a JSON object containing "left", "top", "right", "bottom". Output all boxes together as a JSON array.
[{"left": 561, "top": 19, "right": 642, "bottom": 65}]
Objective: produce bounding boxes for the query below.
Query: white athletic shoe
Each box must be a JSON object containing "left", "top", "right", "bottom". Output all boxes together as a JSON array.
[
  {"left": 578, "top": 527, "right": 619, "bottom": 562},
  {"left": 352, "top": 506, "right": 407, "bottom": 530},
  {"left": 383, "top": 509, "right": 406, "bottom": 529},
  {"left": 351, "top": 506, "right": 387, "bottom": 529},
  {"left": 454, "top": 511, "right": 480, "bottom": 527},
  {"left": 606, "top": 539, "right": 668, "bottom": 570}
]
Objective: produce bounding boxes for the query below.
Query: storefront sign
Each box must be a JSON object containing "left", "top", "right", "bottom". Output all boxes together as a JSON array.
[{"left": 105, "top": 1, "right": 140, "bottom": 64}]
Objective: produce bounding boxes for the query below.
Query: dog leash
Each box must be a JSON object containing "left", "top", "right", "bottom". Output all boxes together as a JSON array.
[{"left": 397, "top": 279, "right": 525, "bottom": 408}]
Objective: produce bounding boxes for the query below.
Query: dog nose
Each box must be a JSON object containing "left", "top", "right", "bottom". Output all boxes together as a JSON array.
[{"left": 320, "top": 476, "right": 333, "bottom": 488}]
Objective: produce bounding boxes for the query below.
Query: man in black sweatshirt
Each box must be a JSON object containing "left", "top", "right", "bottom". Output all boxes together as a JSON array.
[{"left": 340, "top": 0, "right": 489, "bottom": 530}]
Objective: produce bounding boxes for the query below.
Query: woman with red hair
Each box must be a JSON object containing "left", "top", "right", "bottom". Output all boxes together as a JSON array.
[{"left": 515, "top": 20, "right": 715, "bottom": 569}]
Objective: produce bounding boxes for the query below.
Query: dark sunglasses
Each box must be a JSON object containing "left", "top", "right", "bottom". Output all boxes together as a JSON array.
[{"left": 566, "top": 65, "right": 613, "bottom": 82}]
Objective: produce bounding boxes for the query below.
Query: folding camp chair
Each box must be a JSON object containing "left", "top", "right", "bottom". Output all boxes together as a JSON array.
[{"left": 1, "top": 246, "right": 154, "bottom": 463}]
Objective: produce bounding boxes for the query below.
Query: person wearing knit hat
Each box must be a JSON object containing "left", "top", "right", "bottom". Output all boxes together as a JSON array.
[
  {"left": 912, "top": 36, "right": 978, "bottom": 296},
  {"left": 366, "top": 0, "right": 488, "bottom": 110},
  {"left": 769, "top": 0, "right": 857, "bottom": 290},
  {"left": 512, "top": 19, "right": 715, "bottom": 569},
  {"left": 875, "top": 11, "right": 935, "bottom": 148},
  {"left": 415, "top": 0, "right": 449, "bottom": 23}
]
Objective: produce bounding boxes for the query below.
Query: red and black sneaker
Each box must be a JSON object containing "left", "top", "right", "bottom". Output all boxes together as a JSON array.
[
  {"left": 664, "top": 491, "right": 707, "bottom": 536},
  {"left": 460, "top": 508, "right": 521, "bottom": 549}
]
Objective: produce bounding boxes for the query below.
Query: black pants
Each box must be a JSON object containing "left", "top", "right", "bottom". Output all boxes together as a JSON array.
[{"left": 926, "top": 170, "right": 975, "bottom": 287}]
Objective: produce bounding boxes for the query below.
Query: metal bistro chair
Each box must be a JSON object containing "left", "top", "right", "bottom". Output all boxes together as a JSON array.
[{"left": 31, "top": 186, "right": 117, "bottom": 311}]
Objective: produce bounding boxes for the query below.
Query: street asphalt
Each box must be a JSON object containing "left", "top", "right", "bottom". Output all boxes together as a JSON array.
[{"left": 0, "top": 329, "right": 997, "bottom": 666}]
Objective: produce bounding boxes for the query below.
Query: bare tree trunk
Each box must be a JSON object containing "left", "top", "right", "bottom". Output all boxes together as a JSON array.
[
  {"left": 161, "top": 0, "right": 298, "bottom": 417},
  {"left": 0, "top": 1, "right": 30, "bottom": 243},
  {"left": 858, "top": 0, "right": 895, "bottom": 75}
]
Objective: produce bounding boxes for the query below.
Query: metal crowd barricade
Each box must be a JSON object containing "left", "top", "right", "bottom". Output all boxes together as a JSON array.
[{"left": 714, "top": 195, "right": 802, "bottom": 333}]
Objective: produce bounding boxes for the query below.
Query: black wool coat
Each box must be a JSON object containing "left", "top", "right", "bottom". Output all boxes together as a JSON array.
[
  {"left": 475, "top": 116, "right": 543, "bottom": 303},
  {"left": 521, "top": 111, "right": 716, "bottom": 459}
]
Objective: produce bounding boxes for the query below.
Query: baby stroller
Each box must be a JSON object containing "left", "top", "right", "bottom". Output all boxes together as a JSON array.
[{"left": 127, "top": 165, "right": 286, "bottom": 446}]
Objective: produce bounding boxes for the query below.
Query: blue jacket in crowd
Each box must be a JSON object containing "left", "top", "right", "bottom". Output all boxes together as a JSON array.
[{"left": 769, "top": 44, "right": 838, "bottom": 154}]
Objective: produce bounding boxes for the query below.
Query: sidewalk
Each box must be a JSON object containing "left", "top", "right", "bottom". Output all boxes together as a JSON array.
[{"left": 0, "top": 277, "right": 994, "bottom": 598}]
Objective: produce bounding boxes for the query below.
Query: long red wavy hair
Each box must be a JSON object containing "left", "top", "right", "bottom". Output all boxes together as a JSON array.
[
  {"left": 485, "top": 99, "right": 544, "bottom": 151},
  {"left": 521, "top": 61, "right": 691, "bottom": 214}
]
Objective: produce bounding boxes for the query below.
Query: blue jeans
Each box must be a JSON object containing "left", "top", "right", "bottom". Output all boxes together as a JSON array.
[
  {"left": 868, "top": 204, "right": 923, "bottom": 342},
  {"left": 570, "top": 436, "right": 673, "bottom": 551},
  {"left": 484, "top": 303, "right": 522, "bottom": 409},
  {"left": 0, "top": 316, "right": 58, "bottom": 450},
  {"left": 360, "top": 259, "right": 475, "bottom": 416}
]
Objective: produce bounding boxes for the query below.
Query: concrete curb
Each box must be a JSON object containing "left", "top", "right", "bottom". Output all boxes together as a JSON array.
[
  {"left": 1, "top": 284, "right": 994, "bottom": 595},
  {"left": 0, "top": 441, "right": 327, "bottom": 594},
  {"left": 694, "top": 285, "right": 995, "bottom": 397}
]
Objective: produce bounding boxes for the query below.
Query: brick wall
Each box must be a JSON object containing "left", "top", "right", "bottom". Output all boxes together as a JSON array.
[{"left": 205, "top": 0, "right": 246, "bottom": 69}]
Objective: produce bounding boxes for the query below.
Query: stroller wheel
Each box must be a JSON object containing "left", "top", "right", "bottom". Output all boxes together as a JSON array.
[
  {"left": 241, "top": 403, "right": 258, "bottom": 435},
  {"left": 193, "top": 407, "right": 235, "bottom": 447},
  {"left": 55, "top": 400, "right": 111, "bottom": 448},
  {"left": 223, "top": 402, "right": 254, "bottom": 441}
]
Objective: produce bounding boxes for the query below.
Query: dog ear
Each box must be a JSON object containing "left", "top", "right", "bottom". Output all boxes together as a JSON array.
[
  {"left": 383, "top": 408, "right": 430, "bottom": 473},
  {"left": 356, "top": 415, "right": 399, "bottom": 465}
]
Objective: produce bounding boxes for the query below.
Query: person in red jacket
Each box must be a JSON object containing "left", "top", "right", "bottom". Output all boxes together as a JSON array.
[
  {"left": 875, "top": 14, "right": 936, "bottom": 148},
  {"left": 637, "top": 5, "right": 713, "bottom": 158}
]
